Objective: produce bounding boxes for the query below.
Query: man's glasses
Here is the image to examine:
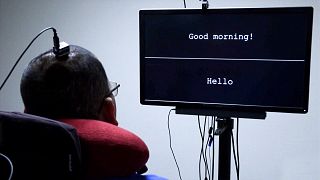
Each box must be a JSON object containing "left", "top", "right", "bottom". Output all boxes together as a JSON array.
[
  {"left": 106, "top": 81, "right": 120, "bottom": 97},
  {"left": 97, "top": 81, "right": 120, "bottom": 114}
]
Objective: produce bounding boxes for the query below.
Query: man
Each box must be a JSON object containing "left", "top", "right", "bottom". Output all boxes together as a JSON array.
[{"left": 20, "top": 45, "right": 149, "bottom": 179}]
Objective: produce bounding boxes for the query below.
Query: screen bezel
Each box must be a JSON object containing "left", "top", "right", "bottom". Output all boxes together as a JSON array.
[{"left": 139, "top": 7, "right": 313, "bottom": 114}]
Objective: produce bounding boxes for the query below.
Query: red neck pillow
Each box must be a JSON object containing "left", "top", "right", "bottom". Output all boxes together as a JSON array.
[{"left": 61, "top": 119, "right": 149, "bottom": 179}]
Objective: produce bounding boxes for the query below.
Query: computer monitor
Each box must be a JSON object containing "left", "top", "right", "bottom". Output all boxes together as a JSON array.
[{"left": 139, "top": 7, "right": 313, "bottom": 115}]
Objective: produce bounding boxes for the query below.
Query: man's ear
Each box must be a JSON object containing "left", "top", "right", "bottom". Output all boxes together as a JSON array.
[{"left": 99, "top": 97, "right": 118, "bottom": 126}]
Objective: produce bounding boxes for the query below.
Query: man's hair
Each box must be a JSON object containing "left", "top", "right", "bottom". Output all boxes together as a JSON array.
[{"left": 20, "top": 45, "right": 110, "bottom": 119}]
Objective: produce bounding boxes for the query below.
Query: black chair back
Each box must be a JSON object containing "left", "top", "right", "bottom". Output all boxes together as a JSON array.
[{"left": 0, "top": 111, "right": 82, "bottom": 180}]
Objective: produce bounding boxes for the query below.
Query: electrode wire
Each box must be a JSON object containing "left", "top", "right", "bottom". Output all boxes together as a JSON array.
[{"left": 0, "top": 27, "right": 56, "bottom": 91}]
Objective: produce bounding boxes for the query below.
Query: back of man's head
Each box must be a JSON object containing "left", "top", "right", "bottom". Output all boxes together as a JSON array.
[{"left": 20, "top": 45, "right": 110, "bottom": 119}]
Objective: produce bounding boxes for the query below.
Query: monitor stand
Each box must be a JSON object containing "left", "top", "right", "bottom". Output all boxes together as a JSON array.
[
  {"left": 215, "top": 117, "right": 234, "bottom": 180},
  {"left": 176, "top": 107, "right": 266, "bottom": 180}
]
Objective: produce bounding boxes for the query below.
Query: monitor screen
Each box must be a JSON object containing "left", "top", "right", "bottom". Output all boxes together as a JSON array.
[{"left": 139, "top": 7, "right": 313, "bottom": 114}]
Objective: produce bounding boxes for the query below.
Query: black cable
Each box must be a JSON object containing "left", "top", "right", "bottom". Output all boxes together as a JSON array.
[
  {"left": 183, "top": 0, "right": 187, "bottom": 8},
  {"left": 167, "top": 108, "right": 183, "bottom": 180},
  {"left": 197, "top": 116, "right": 203, "bottom": 180},
  {"left": 207, "top": 122, "right": 212, "bottom": 178},
  {"left": 198, "top": 116, "right": 211, "bottom": 180},
  {"left": 231, "top": 131, "right": 239, "bottom": 180},
  {"left": 204, "top": 133, "right": 211, "bottom": 180},
  {"left": 205, "top": 118, "right": 212, "bottom": 180},
  {"left": 236, "top": 118, "right": 240, "bottom": 180},
  {"left": 202, "top": 116, "right": 211, "bottom": 179},
  {"left": 205, "top": 117, "right": 215, "bottom": 180},
  {"left": 203, "top": 117, "right": 210, "bottom": 179},
  {"left": 0, "top": 27, "right": 57, "bottom": 91},
  {"left": 198, "top": 116, "right": 213, "bottom": 180},
  {"left": 211, "top": 116, "right": 216, "bottom": 180}
]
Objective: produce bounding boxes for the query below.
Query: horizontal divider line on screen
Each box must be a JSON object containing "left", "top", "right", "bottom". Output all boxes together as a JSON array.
[{"left": 145, "top": 57, "right": 305, "bottom": 62}]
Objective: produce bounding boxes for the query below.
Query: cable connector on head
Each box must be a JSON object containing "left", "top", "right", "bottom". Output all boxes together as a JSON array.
[
  {"left": 52, "top": 29, "right": 70, "bottom": 60},
  {"left": 53, "top": 29, "right": 60, "bottom": 54},
  {"left": 55, "top": 42, "right": 70, "bottom": 60}
]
